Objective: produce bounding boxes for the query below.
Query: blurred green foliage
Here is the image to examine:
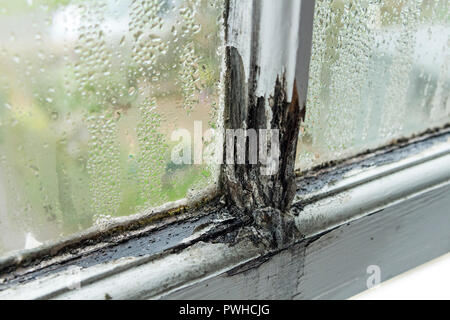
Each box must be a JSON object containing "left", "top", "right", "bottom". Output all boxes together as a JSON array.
[{"left": 0, "top": 0, "right": 223, "bottom": 252}]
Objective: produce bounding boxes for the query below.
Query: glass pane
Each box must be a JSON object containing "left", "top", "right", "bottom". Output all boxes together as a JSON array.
[
  {"left": 296, "top": 0, "right": 449, "bottom": 170},
  {"left": 0, "top": 0, "right": 224, "bottom": 256}
]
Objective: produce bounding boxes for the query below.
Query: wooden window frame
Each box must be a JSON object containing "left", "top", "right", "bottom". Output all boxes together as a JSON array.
[{"left": 0, "top": 0, "right": 449, "bottom": 300}]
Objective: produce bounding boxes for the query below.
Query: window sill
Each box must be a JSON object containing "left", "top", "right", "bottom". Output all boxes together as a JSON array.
[{"left": 1, "top": 129, "right": 449, "bottom": 300}]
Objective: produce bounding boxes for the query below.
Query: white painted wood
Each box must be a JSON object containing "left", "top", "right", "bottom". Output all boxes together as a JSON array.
[
  {"left": 295, "top": 141, "right": 450, "bottom": 237},
  {"left": 295, "top": 136, "right": 450, "bottom": 204},
  {"left": 0, "top": 242, "right": 263, "bottom": 300},
  {"left": 1, "top": 136, "right": 449, "bottom": 299},
  {"left": 163, "top": 182, "right": 450, "bottom": 300},
  {"left": 226, "top": 0, "right": 254, "bottom": 82},
  {"left": 227, "top": 0, "right": 315, "bottom": 101}
]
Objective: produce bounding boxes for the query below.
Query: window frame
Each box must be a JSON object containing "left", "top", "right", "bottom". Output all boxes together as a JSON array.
[{"left": 1, "top": 0, "right": 450, "bottom": 300}]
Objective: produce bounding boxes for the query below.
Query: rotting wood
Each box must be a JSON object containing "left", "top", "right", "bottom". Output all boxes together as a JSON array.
[
  {"left": 221, "top": 46, "right": 304, "bottom": 247},
  {"left": 1, "top": 129, "right": 449, "bottom": 296},
  {"left": 221, "top": 0, "right": 315, "bottom": 248},
  {"left": 162, "top": 180, "right": 450, "bottom": 300}
]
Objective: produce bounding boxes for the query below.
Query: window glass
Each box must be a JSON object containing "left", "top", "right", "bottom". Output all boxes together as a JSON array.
[
  {"left": 0, "top": 0, "right": 224, "bottom": 256},
  {"left": 296, "top": 0, "right": 449, "bottom": 170}
]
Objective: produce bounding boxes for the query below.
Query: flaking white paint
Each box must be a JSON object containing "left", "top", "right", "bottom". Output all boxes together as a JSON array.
[{"left": 227, "top": 0, "right": 306, "bottom": 102}]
